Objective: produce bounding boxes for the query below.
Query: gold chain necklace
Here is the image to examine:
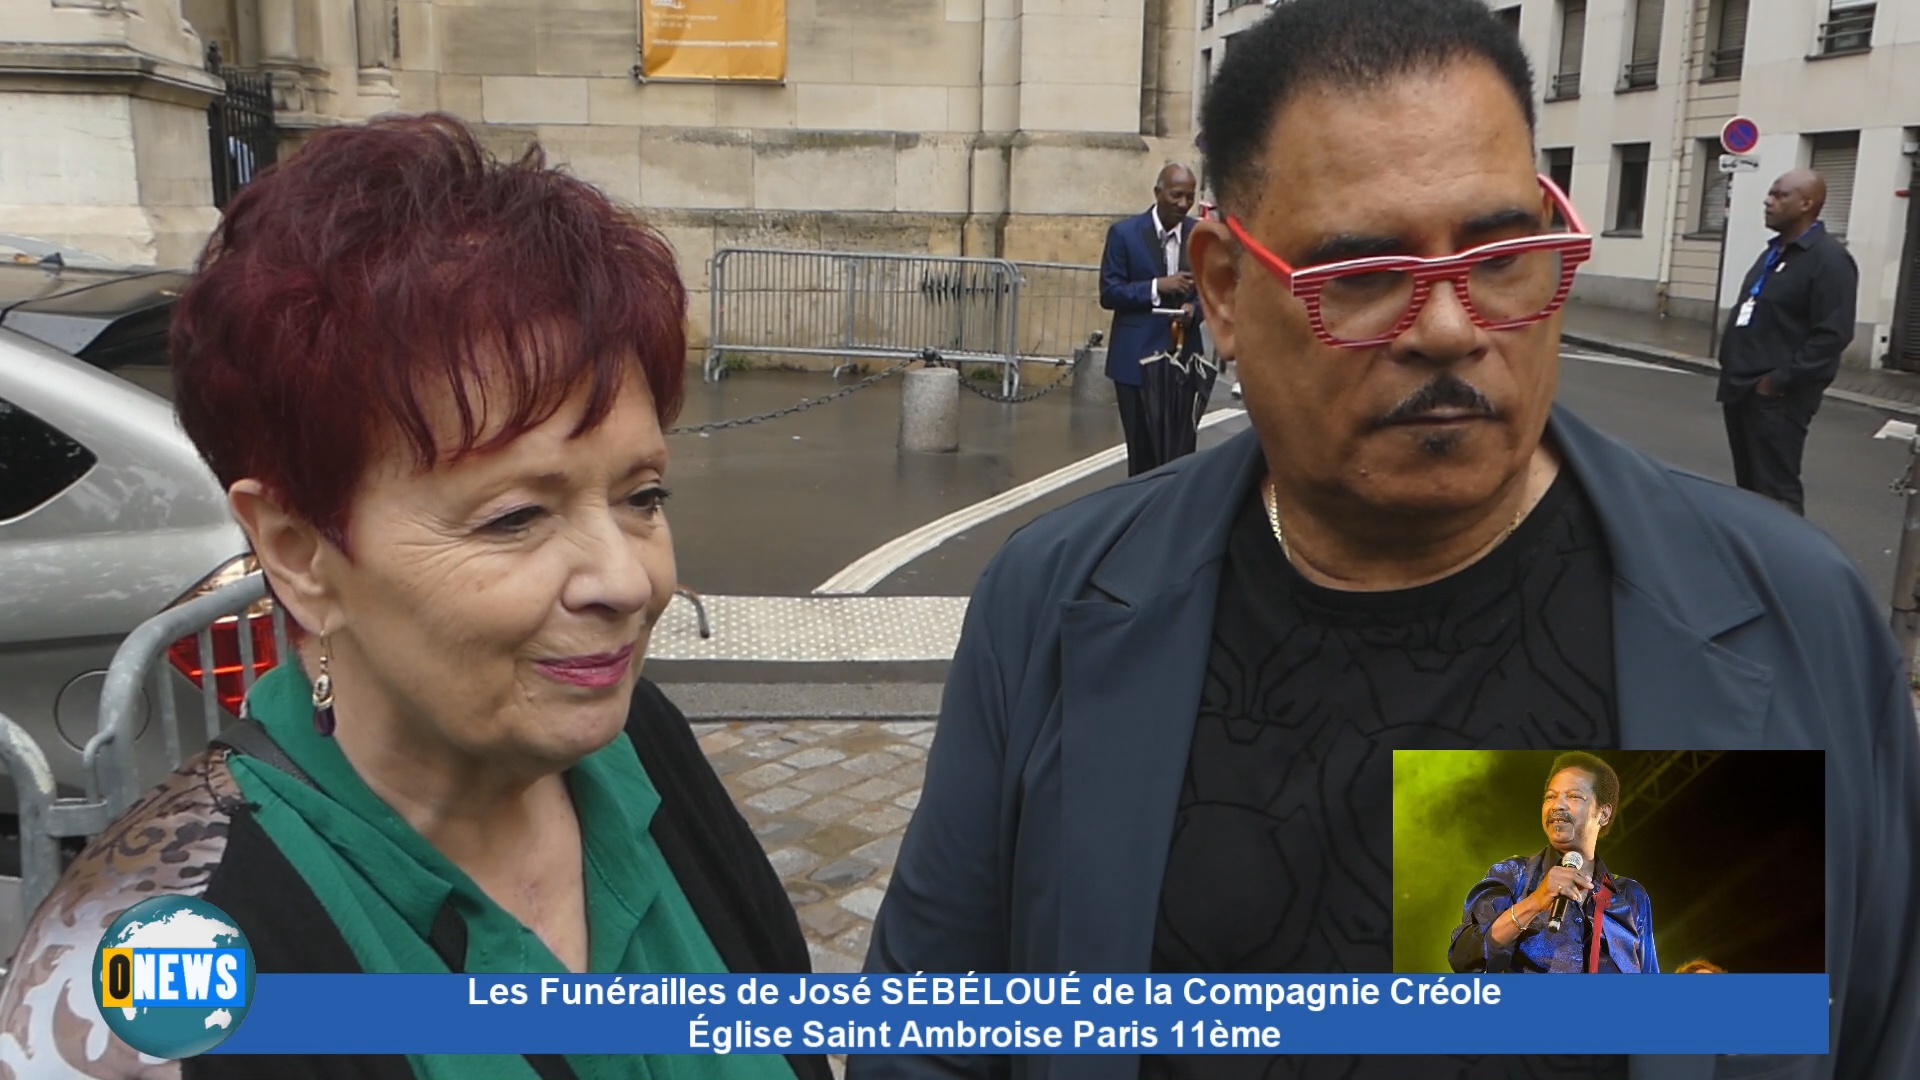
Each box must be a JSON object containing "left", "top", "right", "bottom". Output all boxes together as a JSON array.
[{"left": 1261, "top": 478, "right": 1528, "bottom": 565}]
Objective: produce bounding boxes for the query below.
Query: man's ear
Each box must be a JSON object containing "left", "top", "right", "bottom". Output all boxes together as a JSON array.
[
  {"left": 227, "top": 479, "right": 337, "bottom": 637},
  {"left": 1190, "top": 220, "right": 1241, "bottom": 357},
  {"left": 1597, "top": 805, "right": 1614, "bottom": 832}
]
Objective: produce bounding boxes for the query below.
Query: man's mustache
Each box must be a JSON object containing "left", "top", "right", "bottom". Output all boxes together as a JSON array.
[{"left": 1375, "top": 374, "right": 1498, "bottom": 429}]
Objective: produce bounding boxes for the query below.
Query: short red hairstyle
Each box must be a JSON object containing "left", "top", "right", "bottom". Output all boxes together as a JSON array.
[{"left": 171, "top": 113, "right": 687, "bottom": 550}]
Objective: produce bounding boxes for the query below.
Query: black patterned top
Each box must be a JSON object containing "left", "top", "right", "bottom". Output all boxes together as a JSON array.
[{"left": 1141, "top": 468, "right": 1623, "bottom": 1080}]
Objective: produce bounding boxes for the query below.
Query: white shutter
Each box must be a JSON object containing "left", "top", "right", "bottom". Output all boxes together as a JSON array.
[
  {"left": 1631, "top": 0, "right": 1664, "bottom": 68},
  {"left": 1559, "top": 1, "right": 1586, "bottom": 75},
  {"left": 1809, "top": 134, "right": 1859, "bottom": 239},
  {"left": 1699, "top": 144, "right": 1729, "bottom": 232},
  {"left": 1716, "top": 0, "right": 1748, "bottom": 53}
]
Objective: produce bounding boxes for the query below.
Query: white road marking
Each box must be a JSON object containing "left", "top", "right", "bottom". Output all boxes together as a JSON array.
[
  {"left": 1563, "top": 350, "right": 1682, "bottom": 373},
  {"left": 813, "top": 407, "right": 1249, "bottom": 595}
]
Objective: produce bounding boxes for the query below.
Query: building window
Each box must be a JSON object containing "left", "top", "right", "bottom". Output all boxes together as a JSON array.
[
  {"left": 1551, "top": 0, "right": 1585, "bottom": 100},
  {"left": 1544, "top": 148, "right": 1575, "bottom": 194},
  {"left": 1706, "top": 0, "right": 1748, "bottom": 79},
  {"left": 1497, "top": 6, "right": 1521, "bottom": 36},
  {"left": 1807, "top": 131, "right": 1859, "bottom": 239},
  {"left": 1696, "top": 140, "right": 1730, "bottom": 235},
  {"left": 1820, "top": 0, "right": 1874, "bottom": 55},
  {"left": 1200, "top": 47, "right": 1212, "bottom": 104},
  {"left": 1543, "top": 148, "right": 1575, "bottom": 226},
  {"left": 1622, "top": 0, "right": 1663, "bottom": 89},
  {"left": 1610, "top": 143, "right": 1651, "bottom": 234},
  {"left": 1201, "top": 0, "right": 1214, "bottom": 31}
]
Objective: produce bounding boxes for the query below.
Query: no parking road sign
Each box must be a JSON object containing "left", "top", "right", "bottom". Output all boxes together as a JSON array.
[
  {"left": 1721, "top": 117, "right": 1760, "bottom": 156},
  {"left": 1708, "top": 116, "right": 1761, "bottom": 365}
]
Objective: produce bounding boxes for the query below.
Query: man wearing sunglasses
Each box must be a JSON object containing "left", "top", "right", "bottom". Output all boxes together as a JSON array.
[{"left": 861, "top": 1, "right": 1919, "bottom": 1078}]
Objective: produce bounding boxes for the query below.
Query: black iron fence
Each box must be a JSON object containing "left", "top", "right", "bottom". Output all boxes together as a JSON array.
[{"left": 205, "top": 44, "right": 278, "bottom": 209}]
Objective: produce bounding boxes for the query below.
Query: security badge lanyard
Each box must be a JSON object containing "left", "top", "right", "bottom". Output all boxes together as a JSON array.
[
  {"left": 1734, "top": 245, "right": 1785, "bottom": 328},
  {"left": 1735, "top": 223, "right": 1818, "bottom": 328}
]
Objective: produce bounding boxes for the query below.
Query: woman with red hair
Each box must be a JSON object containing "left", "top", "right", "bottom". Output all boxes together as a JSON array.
[{"left": 0, "top": 115, "right": 828, "bottom": 1080}]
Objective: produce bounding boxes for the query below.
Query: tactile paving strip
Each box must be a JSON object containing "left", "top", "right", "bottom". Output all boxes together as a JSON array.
[{"left": 646, "top": 594, "right": 969, "bottom": 662}]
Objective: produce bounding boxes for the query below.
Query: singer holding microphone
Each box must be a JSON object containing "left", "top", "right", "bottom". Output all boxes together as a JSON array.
[{"left": 1447, "top": 752, "right": 1659, "bottom": 974}]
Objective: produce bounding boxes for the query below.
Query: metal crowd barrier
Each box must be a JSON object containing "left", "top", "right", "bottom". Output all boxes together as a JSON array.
[
  {"left": 0, "top": 710, "right": 60, "bottom": 939},
  {"left": 704, "top": 248, "right": 1104, "bottom": 397},
  {"left": 0, "top": 574, "right": 715, "bottom": 955},
  {"left": 1008, "top": 262, "right": 1105, "bottom": 369},
  {"left": 1, "top": 574, "right": 283, "bottom": 946}
]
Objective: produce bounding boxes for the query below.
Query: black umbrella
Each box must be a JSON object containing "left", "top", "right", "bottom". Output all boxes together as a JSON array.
[{"left": 1137, "top": 311, "right": 1219, "bottom": 471}]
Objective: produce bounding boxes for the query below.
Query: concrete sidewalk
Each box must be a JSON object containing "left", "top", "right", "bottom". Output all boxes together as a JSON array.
[{"left": 1561, "top": 300, "right": 1920, "bottom": 416}]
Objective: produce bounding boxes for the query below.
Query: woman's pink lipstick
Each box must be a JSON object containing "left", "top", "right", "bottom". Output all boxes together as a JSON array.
[{"left": 535, "top": 644, "right": 634, "bottom": 689}]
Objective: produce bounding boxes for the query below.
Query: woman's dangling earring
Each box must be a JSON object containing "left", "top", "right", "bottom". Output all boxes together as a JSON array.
[{"left": 311, "top": 633, "right": 337, "bottom": 737}]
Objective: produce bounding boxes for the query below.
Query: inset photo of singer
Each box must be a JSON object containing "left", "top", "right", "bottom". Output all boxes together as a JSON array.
[{"left": 1393, "top": 750, "right": 1823, "bottom": 975}]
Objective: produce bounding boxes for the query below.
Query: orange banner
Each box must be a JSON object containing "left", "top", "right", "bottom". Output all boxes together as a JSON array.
[{"left": 641, "top": 0, "right": 786, "bottom": 82}]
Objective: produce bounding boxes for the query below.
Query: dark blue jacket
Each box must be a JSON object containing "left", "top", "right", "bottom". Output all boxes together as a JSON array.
[
  {"left": 1450, "top": 850, "right": 1658, "bottom": 974},
  {"left": 858, "top": 406, "right": 1920, "bottom": 1080},
  {"left": 1098, "top": 209, "right": 1194, "bottom": 386}
]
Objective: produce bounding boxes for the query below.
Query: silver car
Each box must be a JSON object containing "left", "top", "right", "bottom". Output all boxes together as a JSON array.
[{"left": 0, "top": 245, "right": 270, "bottom": 952}]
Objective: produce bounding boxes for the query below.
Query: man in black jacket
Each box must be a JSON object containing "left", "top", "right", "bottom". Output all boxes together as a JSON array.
[
  {"left": 858, "top": 2, "right": 1920, "bottom": 1079},
  {"left": 1716, "top": 169, "right": 1858, "bottom": 515}
]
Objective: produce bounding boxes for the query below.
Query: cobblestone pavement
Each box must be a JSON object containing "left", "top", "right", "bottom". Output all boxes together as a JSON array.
[{"left": 693, "top": 719, "right": 934, "bottom": 975}]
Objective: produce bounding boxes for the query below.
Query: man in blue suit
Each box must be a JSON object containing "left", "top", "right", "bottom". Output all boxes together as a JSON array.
[{"left": 1100, "top": 163, "right": 1198, "bottom": 476}]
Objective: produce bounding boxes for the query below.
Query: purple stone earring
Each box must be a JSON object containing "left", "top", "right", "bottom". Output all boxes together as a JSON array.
[{"left": 310, "top": 633, "right": 337, "bottom": 737}]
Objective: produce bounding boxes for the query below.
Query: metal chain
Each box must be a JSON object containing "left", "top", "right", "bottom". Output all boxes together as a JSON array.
[
  {"left": 669, "top": 350, "right": 1083, "bottom": 433},
  {"left": 948, "top": 359, "right": 1080, "bottom": 405},
  {"left": 666, "top": 357, "right": 918, "bottom": 435}
]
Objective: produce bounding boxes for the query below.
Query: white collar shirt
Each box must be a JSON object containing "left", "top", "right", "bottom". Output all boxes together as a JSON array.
[
  {"left": 1150, "top": 208, "right": 1184, "bottom": 307},
  {"left": 1152, "top": 207, "right": 1182, "bottom": 276}
]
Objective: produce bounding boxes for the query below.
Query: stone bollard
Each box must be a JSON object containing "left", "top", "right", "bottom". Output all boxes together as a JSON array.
[
  {"left": 900, "top": 366, "right": 960, "bottom": 452},
  {"left": 1072, "top": 346, "right": 1115, "bottom": 406}
]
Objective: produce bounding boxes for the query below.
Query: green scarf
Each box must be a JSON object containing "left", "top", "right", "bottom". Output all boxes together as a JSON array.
[{"left": 233, "top": 665, "right": 795, "bottom": 1080}]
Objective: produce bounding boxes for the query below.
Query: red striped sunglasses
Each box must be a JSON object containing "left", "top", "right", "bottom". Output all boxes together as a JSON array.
[{"left": 1222, "top": 175, "right": 1591, "bottom": 349}]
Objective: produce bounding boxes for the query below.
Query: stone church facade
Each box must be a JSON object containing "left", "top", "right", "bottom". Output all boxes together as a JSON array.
[{"left": 3, "top": 0, "right": 1199, "bottom": 345}]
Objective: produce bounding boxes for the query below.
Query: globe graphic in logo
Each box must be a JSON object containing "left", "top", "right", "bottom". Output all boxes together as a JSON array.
[{"left": 92, "top": 896, "right": 254, "bottom": 1059}]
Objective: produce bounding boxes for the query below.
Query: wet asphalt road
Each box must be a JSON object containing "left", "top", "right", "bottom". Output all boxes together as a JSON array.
[{"left": 663, "top": 353, "right": 1910, "bottom": 607}]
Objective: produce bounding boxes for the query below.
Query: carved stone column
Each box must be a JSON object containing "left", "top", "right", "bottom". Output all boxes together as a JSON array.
[
  {"left": 353, "top": 0, "right": 397, "bottom": 89},
  {"left": 254, "top": 0, "right": 310, "bottom": 117},
  {"left": 0, "top": 0, "right": 223, "bottom": 265}
]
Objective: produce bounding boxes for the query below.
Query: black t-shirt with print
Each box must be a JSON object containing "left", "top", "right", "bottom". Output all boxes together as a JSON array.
[{"left": 1141, "top": 468, "right": 1624, "bottom": 1080}]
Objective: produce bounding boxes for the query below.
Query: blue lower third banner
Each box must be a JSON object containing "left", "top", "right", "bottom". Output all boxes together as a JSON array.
[{"left": 211, "top": 973, "right": 1828, "bottom": 1055}]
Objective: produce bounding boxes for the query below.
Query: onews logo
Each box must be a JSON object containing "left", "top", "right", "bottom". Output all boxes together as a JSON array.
[{"left": 92, "top": 896, "right": 255, "bottom": 1059}]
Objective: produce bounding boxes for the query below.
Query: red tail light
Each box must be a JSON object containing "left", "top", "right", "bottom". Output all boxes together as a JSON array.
[
  {"left": 164, "top": 557, "right": 281, "bottom": 717},
  {"left": 166, "top": 613, "right": 279, "bottom": 716}
]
